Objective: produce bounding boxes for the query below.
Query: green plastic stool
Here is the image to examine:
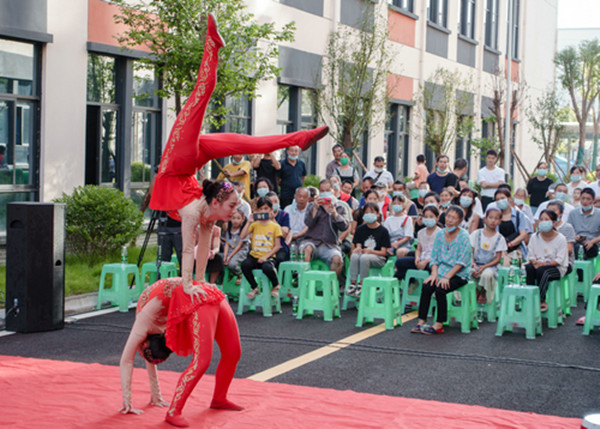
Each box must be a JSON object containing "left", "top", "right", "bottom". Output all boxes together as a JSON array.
[
  {"left": 496, "top": 267, "right": 510, "bottom": 297},
  {"left": 582, "top": 284, "right": 600, "bottom": 335},
  {"left": 297, "top": 270, "right": 340, "bottom": 321},
  {"left": 474, "top": 278, "right": 499, "bottom": 323},
  {"left": 496, "top": 285, "right": 542, "bottom": 339},
  {"left": 170, "top": 253, "right": 180, "bottom": 268},
  {"left": 97, "top": 263, "right": 142, "bottom": 312},
  {"left": 278, "top": 261, "right": 310, "bottom": 303},
  {"left": 356, "top": 277, "right": 402, "bottom": 330},
  {"left": 574, "top": 260, "right": 594, "bottom": 302},
  {"left": 342, "top": 264, "right": 359, "bottom": 311},
  {"left": 543, "top": 280, "right": 565, "bottom": 328},
  {"left": 140, "top": 262, "right": 178, "bottom": 286},
  {"left": 237, "top": 269, "right": 281, "bottom": 317},
  {"left": 559, "top": 275, "right": 572, "bottom": 316},
  {"left": 219, "top": 267, "right": 240, "bottom": 301},
  {"left": 400, "top": 269, "right": 429, "bottom": 312},
  {"left": 310, "top": 259, "right": 331, "bottom": 271},
  {"left": 437, "top": 281, "right": 478, "bottom": 333}
]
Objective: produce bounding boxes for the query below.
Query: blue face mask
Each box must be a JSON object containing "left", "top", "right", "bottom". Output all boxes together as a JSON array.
[
  {"left": 555, "top": 192, "right": 568, "bottom": 202},
  {"left": 538, "top": 220, "right": 553, "bottom": 232},
  {"left": 272, "top": 203, "right": 280, "bottom": 212},
  {"left": 537, "top": 169, "right": 547, "bottom": 177},
  {"left": 441, "top": 202, "right": 450, "bottom": 208},
  {"left": 256, "top": 188, "right": 269, "bottom": 197},
  {"left": 288, "top": 155, "right": 299, "bottom": 161},
  {"left": 232, "top": 158, "right": 243, "bottom": 165},
  {"left": 393, "top": 191, "right": 404, "bottom": 197},
  {"left": 496, "top": 199, "right": 509, "bottom": 210},
  {"left": 513, "top": 198, "right": 524, "bottom": 206},
  {"left": 582, "top": 203, "right": 593, "bottom": 212},
  {"left": 571, "top": 175, "right": 581, "bottom": 182},
  {"left": 320, "top": 191, "right": 333, "bottom": 199},
  {"left": 460, "top": 196, "right": 473, "bottom": 208},
  {"left": 423, "top": 218, "right": 437, "bottom": 228},
  {"left": 392, "top": 204, "right": 403, "bottom": 214},
  {"left": 363, "top": 213, "right": 378, "bottom": 224},
  {"left": 446, "top": 225, "right": 457, "bottom": 233},
  {"left": 436, "top": 167, "right": 447, "bottom": 174},
  {"left": 418, "top": 189, "right": 428, "bottom": 198}
]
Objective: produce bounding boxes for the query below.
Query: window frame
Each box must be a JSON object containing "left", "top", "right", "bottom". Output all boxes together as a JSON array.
[
  {"left": 388, "top": 0, "right": 414, "bottom": 13},
  {"left": 458, "top": 0, "right": 476, "bottom": 40},
  {"left": 385, "top": 102, "right": 410, "bottom": 180},
  {"left": 428, "top": 0, "right": 448, "bottom": 28},
  {"left": 484, "top": 0, "right": 499, "bottom": 49}
]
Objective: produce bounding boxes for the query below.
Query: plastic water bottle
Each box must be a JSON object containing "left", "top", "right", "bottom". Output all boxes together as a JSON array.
[
  {"left": 290, "top": 243, "right": 297, "bottom": 261},
  {"left": 578, "top": 246, "right": 584, "bottom": 261},
  {"left": 121, "top": 246, "right": 128, "bottom": 265},
  {"left": 520, "top": 266, "right": 527, "bottom": 286},
  {"left": 292, "top": 296, "right": 299, "bottom": 315},
  {"left": 299, "top": 246, "right": 305, "bottom": 262}
]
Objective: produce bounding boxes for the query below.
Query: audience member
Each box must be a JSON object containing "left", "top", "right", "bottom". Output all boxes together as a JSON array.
[
  {"left": 284, "top": 187, "right": 310, "bottom": 246},
  {"left": 384, "top": 195, "right": 414, "bottom": 257},
  {"left": 251, "top": 152, "right": 280, "bottom": 194},
  {"left": 512, "top": 187, "right": 534, "bottom": 222},
  {"left": 333, "top": 152, "right": 360, "bottom": 189},
  {"left": 251, "top": 177, "right": 276, "bottom": 211},
  {"left": 494, "top": 188, "right": 532, "bottom": 265},
  {"left": 217, "top": 155, "right": 251, "bottom": 200},
  {"left": 546, "top": 200, "right": 575, "bottom": 274},
  {"left": 412, "top": 154, "right": 429, "bottom": 188},
  {"left": 567, "top": 187, "right": 600, "bottom": 261},
  {"left": 363, "top": 156, "right": 394, "bottom": 186},
  {"left": 478, "top": 149, "right": 505, "bottom": 210},
  {"left": 279, "top": 145, "right": 306, "bottom": 208},
  {"left": 534, "top": 183, "right": 573, "bottom": 223},
  {"left": 427, "top": 155, "right": 457, "bottom": 194},
  {"left": 222, "top": 208, "right": 249, "bottom": 284},
  {"left": 567, "top": 165, "right": 587, "bottom": 204},
  {"left": 325, "top": 144, "right": 344, "bottom": 179},
  {"left": 266, "top": 191, "right": 291, "bottom": 266},
  {"left": 231, "top": 180, "right": 251, "bottom": 219},
  {"left": 526, "top": 161, "right": 554, "bottom": 213},
  {"left": 205, "top": 224, "right": 224, "bottom": 284},
  {"left": 458, "top": 188, "right": 481, "bottom": 233}
]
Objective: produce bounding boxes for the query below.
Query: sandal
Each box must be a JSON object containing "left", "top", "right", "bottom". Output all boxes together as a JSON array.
[
  {"left": 421, "top": 325, "right": 444, "bottom": 335},
  {"left": 271, "top": 285, "right": 281, "bottom": 298},
  {"left": 346, "top": 284, "right": 357, "bottom": 296},
  {"left": 410, "top": 324, "right": 424, "bottom": 334},
  {"left": 246, "top": 288, "right": 259, "bottom": 299},
  {"left": 540, "top": 302, "right": 548, "bottom": 312}
]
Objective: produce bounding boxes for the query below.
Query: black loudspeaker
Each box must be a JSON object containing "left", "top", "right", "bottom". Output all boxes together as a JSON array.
[{"left": 6, "top": 202, "right": 66, "bottom": 333}]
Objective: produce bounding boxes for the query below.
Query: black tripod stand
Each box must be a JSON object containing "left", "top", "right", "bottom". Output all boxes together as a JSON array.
[{"left": 131, "top": 210, "right": 165, "bottom": 287}]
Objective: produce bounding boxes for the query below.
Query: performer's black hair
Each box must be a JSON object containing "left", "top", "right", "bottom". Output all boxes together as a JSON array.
[
  {"left": 202, "top": 179, "right": 233, "bottom": 204},
  {"left": 141, "top": 333, "right": 173, "bottom": 364}
]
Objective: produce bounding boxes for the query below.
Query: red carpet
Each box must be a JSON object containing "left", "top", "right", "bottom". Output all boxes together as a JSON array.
[{"left": 0, "top": 355, "right": 580, "bottom": 428}]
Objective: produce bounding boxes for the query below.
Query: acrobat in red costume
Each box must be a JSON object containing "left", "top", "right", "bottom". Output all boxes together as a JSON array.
[
  {"left": 119, "top": 278, "right": 240, "bottom": 427},
  {"left": 149, "top": 13, "right": 329, "bottom": 294}
]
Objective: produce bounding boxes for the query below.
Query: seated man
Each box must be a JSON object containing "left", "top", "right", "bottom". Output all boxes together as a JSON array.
[
  {"left": 284, "top": 187, "right": 310, "bottom": 247},
  {"left": 301, "top": 179, "right": 349, "bottom": 282},
  {"left": 567, "top": 188, "right": 600, "bottom": 282}
]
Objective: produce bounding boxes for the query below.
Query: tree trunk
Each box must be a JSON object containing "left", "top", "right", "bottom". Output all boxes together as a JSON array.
[
  {"left": 577, "top": 125, "right": 586, "bottom": 164},
  {"left": 593, "top": 120, "right": 599, "bottom": 170}
]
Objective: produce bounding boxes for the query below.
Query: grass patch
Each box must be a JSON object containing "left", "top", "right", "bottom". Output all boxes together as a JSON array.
[{"left": 0, "top": 245, "right": 162, "bottom": 307}]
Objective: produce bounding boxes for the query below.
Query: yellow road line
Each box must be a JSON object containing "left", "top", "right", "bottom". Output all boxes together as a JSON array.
[{"left": 247, "top": 311, "right": 418, "bottom": 382}]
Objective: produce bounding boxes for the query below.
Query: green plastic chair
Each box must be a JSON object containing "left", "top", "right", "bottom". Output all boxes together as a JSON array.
[
  {"left": 496, "top": 285, "right": 543, "bottom": 339},
  {"left": 140, "top": 262, "right": 178, "bottom": 286},
  {"left": 437, "top": 281, "right": 478, "bottom": 333},
  {"left": 559, "top": 275, "right": 572, "bottom": 316},
  {"left": 543, "top": 280, "right": 565, "bottom": 328},
  {"left": 356, "top": 277, "right": 402, "bottom": 330},
  {"left": 297, "top": 270, "right": 340, "bottom": 322},
  {"left": 237, "top": 269, "right": 281, "bottom": 317},
  {"left": 574, "top": 260, "right": 594, "bottom": 302},
  {"left": 400, "top": 269, "right": 429, "bottom": 312},
  {"left": 219, "top": 267, "right": 240, "bottom": 301},
  {"left": 278, "top": 261, "right": 311, "bottom": 303},
  {"left": 582, "top": 284, "right": 600, "bottom": 335},
  {"left": 97, "top": 263, "right": 142, "bottom": 312}
]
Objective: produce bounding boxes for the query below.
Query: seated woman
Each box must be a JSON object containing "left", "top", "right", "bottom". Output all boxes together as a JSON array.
[
  {"left": 251, "top": 177, "right": 275, "bottom": 211},
  {"left": 240, "top": 197, "right": 282, "bottom": 298},
  {"left": 384, "top": 195, "right": 414, "bottom": 257},
  {"left": 411, "top": 205, "right": 472, "bottom": 335},
  {"left": 458, "top": 188, "right": 481, "bottom": 234},
  {"left": 525, "top": 209, "right": 569, "bottom": 312},
  {"left": 394, "top": 204, "right": 441, "bottom": 282},
  {"left": 439, "top": 187, "right": 453, "bottom": 213},
  {"left": 346, "top": 202, "right": 391, "bottom": 297},
  {"left": 494, "top": 188, "right": 532, "bottom": 266},
  {"left": 470, "top": 207, "right": 507, "bottom": 305},
  {"left": 545, "top": 200, "right": 575, "bottom": 275},
  {"left": 513, "top": 187, "right": 534, "bottom": 222}
]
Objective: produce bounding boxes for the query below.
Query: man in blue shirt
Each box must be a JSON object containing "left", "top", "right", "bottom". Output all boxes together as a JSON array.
[{"left": 279, "top": 145, "right": 306, "bottom": 209}]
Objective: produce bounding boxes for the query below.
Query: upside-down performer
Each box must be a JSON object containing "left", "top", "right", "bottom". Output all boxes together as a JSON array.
[{"left": 120, "top": 13, "right": 328, "bottom": 428}]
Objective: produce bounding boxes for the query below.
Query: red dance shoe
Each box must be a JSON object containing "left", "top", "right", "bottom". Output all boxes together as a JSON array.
[
  {"left": 302, "top": 126, "right": 329, "bottom": 151},
  {"left": 210, "top": 399, "right": 245, "bottom": 411},
  {"left": 208, "top": 13, "right": 226, "bottom": 48},
  {"left": 165, "top": 412, "right": 190, "bottom": 428}
]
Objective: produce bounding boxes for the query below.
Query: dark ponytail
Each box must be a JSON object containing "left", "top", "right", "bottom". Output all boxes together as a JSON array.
[{"left": 203, "top": 179, "right": 234, "bottom": 204}]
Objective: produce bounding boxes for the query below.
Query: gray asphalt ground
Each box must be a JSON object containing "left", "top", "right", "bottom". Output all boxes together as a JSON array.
[{"left": 1, "top": 297, "right": 598, "bottom": 420}]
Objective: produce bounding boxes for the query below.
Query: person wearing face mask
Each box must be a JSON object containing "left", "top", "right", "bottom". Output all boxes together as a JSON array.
[
  {"left": 279, "top": 145, "right": 307, "bottom": 209},
  {"left": 363, "top": 156, "right": 394, "bottom": 186},
  {"left": 512, "top": 187, "right": 534, "bottom": 222},
  {"left": 411, "top": 205, "right": 473, "bottom": 334},
  {"left": 251, "top": 177, "right": 275, "bottom": 212},
  {"left": 458, "top": 188, "right": 481, "bottom": 234},
  {"left": 427, "top": 154, "right": 458, "bottom": 195},
  {"left": 477, "top": 149, "right": 505, "bottom": 211},
  {"left": 567, "top": 165, "right": 587, "bottom": 204},
  {"left": 267, "top": 191, "right": 291, "bottom": 267},
  {"left": 384, "top": 195, "right": 414, "bottom": 257},
  {"left": 526, "top": 162, "right": 554, "bottom": 214},
  {"left": 546, "top": 200, "right": 575, "bottom": 276},
  {"left": 412, "top": 182, "right": 431, "bottom": 212},
  {"left": 525, "top": 209, "right": 569, "bottom": 313},
  {"left": 494, "top": 188, "right": 532, "bottom": 266},
  {"left": 534, "top": 183, "right": 574, "bottom": 224},
  {"left": 372, "top": 181, "right": 391, "bottom": 220},
  {"left": 346, "top": 202, "right": 391, "bottom": 297},
  {"left": 567, "top": 187, "right": 600, "bottom": 261},
  {"left": 325, "top": 144, "right": 345, "bottom": 179},
  {"left": 217, "top": 154, "right": 252, "bottom": 200},
  {"left": 334, "top": 152, "right": 360, "bottom": 189},
  {"left": 331, "top": 175, "right": 358, "bottom": 210},
  {"left": 251, "top": 152, "right": 281, "bottom": 194}
]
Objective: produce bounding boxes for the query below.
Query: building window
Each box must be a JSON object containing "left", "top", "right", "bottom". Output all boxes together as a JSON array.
[
  {"left": 508, "top": 0, "right": 520, "bottom": 59},
  {"left": 428, "top": 0, "right": 448, "bottom": 28},
  {"left": 276, "top": 84, "right": 318, "bottom": 174},
  {"left": 484, "top": 0, "right": 499, "bottom": 49},
  {"left": 479, "top": 118, "right": 496, "bottom": 167},
  {"left": 458, "top": 0, "right": 476, "bottom": 39},
  {"left": 388, "top": 0, "right": 414, "bottom": 13},
  {"left": 0, "top": 38, "right": 41, "bottom": 236},
  {"left": 455, "top": 115, "right": 472, "bottom": 173},
  {"left": 385, "top": 103, "right": 410, "bottom": 180}
]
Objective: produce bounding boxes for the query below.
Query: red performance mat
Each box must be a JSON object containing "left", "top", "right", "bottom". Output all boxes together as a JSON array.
[{"left": 0, "top": 355, "right": 580, "bottom": 428}]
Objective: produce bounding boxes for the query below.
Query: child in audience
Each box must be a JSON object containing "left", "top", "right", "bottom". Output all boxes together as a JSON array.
[
  {"left": 240, "top": 197, "right": 282, "bottom": 298},
  {"left": 470, "top": 207, "right": 507, "bottom": 305},
  {"left": 205, "top": 224, "right": 224, "bottom": 284},
  {"left": 384, "top": 195, "right": 414, "bottom": 257},
  {"left": 223, "top": 208, "right": 249, "bottom": 285},
  {"left": 346, "top": 202, "right": 391, "bottom": 297}
]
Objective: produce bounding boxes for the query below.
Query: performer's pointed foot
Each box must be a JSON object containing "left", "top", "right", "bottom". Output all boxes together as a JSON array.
[
  {"left": 165, "top": 412, "right": 190, "bottom": 427},
  {"left": 208, "top": 13, "right": 226, "bottom": 48},
  {"left": 302, "top": 125, "right": 329, "bottom": 151},
  {"left": 210, "top": 399, "right": 245, "bottom": 411}
]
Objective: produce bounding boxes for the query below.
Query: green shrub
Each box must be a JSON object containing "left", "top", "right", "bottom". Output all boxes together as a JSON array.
[
  {"left": 131, "top": 161, "right": 151, "bottom": 183},
  {"left": 54, "top": 185, "right": 143, "bottom": 264},
  {"left": 303, "top": 174, "right": 322, "bottom": 188}
]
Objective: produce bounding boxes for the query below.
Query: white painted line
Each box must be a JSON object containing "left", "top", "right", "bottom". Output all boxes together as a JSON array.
[
  {"left": 65, "top": 304, "right": 135, "bottom": 323},
  {"left": 0, "top": 330, "right": 16, "bottom": 338}
]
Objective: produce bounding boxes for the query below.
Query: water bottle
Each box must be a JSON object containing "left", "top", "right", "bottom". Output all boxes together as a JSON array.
[
  {"left": 508, "top": 266, "right": 515, "bottom": 286},
  {"left": 299, "top": 246, "right": 305, "bottom": 262},
  {"left": 577, "top": 246, "right": 584, "bottom": 261},
  {"left": 121, "top": 246, "right": 128, "bottom": 265},
  {"left": 292, "top": 296, "right": 299, "bottom": 315},
  {"left": 290, "top": 243, "right": 297, "bottom": 261},
  {"left": 520, "top": 266, "right": 527, "bottom": 286}
]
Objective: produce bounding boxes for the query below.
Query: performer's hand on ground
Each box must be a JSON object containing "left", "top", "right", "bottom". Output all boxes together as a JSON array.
[
  {"left": 119, "top": 402, "right": 144, "bottom": 415},
  {"left": 149, "top": 396, "right": 169, "bottom": 408},
  {"left": 183, "top": 283, "right": 209, "bottom": 302}
]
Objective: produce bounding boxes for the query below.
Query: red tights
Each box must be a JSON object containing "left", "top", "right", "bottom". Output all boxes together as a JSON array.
[{"left": 166, "top": 300, "right": 241, "bottom": 425}]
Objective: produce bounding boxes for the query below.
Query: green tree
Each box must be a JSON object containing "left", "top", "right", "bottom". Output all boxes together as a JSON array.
[
  {"left": 526, "top": 88, "right": 569, "bottom": 179},
  {"left": 113, "top": 0, "right": 295, "bottom": 125},
  {"left": 555, "top": 39, "right": 600, "bottom": 164},
  {"left": 413, "top": 68, "right": 476, "bottom": 156},
  {"left": 316, "top": 8, "right": 394, "bottom": 151}
]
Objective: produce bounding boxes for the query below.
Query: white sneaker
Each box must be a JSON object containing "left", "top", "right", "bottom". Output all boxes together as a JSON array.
[{"left": 345, "top": 284, "right": 357, "bottom": 296}]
